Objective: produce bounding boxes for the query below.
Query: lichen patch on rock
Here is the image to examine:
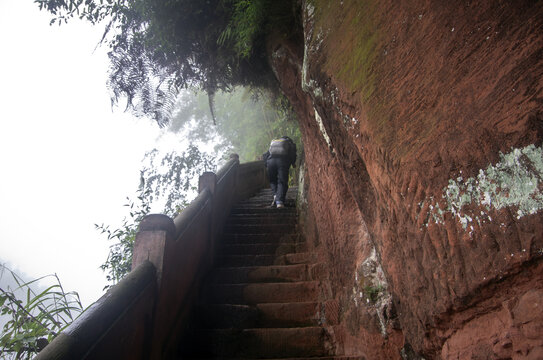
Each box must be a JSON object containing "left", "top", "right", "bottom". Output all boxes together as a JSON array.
[{"left": 426, "top": 144, "right": 543, "bottom": 229}]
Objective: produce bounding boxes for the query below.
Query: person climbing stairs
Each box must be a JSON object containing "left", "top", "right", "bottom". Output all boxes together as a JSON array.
[{"left": 178, "top": 187, "right": 361, "bottom": 359}]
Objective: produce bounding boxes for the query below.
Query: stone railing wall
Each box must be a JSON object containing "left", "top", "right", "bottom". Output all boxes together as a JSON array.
[{"left": 35, "top": 156, "right": 268, "bottom": 360}]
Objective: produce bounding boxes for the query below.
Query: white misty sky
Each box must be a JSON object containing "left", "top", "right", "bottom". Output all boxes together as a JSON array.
[{"left": 0, "top": 0, "right": 180, "bottom": 307}]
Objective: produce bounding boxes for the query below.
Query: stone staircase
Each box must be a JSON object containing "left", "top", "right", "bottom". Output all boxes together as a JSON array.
[{"left": 178, "top": 187, "right": 360, "bottom": 360}]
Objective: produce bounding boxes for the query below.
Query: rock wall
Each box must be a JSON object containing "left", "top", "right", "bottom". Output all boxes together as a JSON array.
[{"left": 268, "top": 0, "right": 543, "bottom": 358}]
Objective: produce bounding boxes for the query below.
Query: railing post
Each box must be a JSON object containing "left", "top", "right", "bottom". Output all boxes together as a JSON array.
[
  {"left": 229, "top": 154, "right": 240, "bottom": 197},
  {"left": 132, "top": 214, "right": 176, "bottom": 284},
  {"left": 199, "top": 171, "right": 217, "bottom": 267},
  {"left": 198, "top": 171, "right": 217, "bottom": 194}
]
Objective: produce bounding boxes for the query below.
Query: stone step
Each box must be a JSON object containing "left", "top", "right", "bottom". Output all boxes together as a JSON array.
[
  {"left": 174, "top": 187, "right": 365, "bottom": 360},
  {"left": 198, "top": 301, "right": 339, "bottom": 329},
  {"left": 185, "top": 327, "right": 335, "bottom": 358},
  {"left": 217, "top": 252, "right": 310, "bottom": 268},
  {"left": 220, "top": 243, "right": 307, "bottom": 256},
  {"left": 233, "top": 199, "right": 272, "bottom": 204},
  {"left": 255, "top": 302, "right": 325, "bottom": 328},
  {"left": 257, "top": 301, "right": 340, "bottom": 327},
  {"left": 236, "top": 189, "right": 297, "bottom": 201},
  {"left": 232, "top": 199, "right": 296, "bottom": 206},
  {"left": 184, "top": 357, "right": 365, "bottom": 360},
  {"left": 227, "top": 215, "right": 297, "bottom": 226},
  {"left": 197, "top": 304, "right": 258, "bottom": 329},
  {"left": 232, "top": 204, "right": 297, "bottom": 211},
  {"left": 197, "top": 302, "right": 323, "bottom": 329},
  {"left": 230, "top": 207, "right": 297, "bottom": 215},
  {"left": 205, "top": 281, "right": 321, "bottom": 305},
  {"left": 208, "top": 264, "right": 311, "bottom": 284},
  {"left": 221, "top": 233, "right": 301, "bottom": 244},
  {"left": 223, "top": 224, "right": 296, "bottom": 234},
  {"left": 217, "top": 255, "right": 277, "bottom": 268},
  {"left": 255, "top": 188, "right": 298, "bottom": 196}
]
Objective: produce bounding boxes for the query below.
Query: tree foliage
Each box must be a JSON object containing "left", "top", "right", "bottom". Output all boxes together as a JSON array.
[
  {"left": 95, "top": 186, "right": 150, "bottom": 288},
  {"left": 141, "top": 145, "right": 217, "bottom": 215},
  {"left": 170, "top": 87, "right": 302, "bottom": 163},
  {"left": 0, "top": 265, "right": 83, "bottom": 359},
  {"left": 35, "top": 0, "right": 302, "bottom": 125},
  {"left": 96, "top": 144, "right": 218, "bottom": 287}
]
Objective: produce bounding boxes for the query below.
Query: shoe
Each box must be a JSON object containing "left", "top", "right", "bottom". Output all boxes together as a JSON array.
[
  {"left": 270, "top": 195, "right": 276, "bottom": 207},
  {"left": 276, "top": 202, "right": 285, "bottom": 209}
]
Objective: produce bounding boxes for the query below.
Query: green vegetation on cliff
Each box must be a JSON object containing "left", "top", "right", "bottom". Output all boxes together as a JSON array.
[
  {"left": 312, "top": 0, "right": 380, "bottom": 103},
  {"left": 305, "top": 0, "right": 400, "bottom": 151},
  {"left": 36, "top": 0, "right": 302, "bottom": 124}
]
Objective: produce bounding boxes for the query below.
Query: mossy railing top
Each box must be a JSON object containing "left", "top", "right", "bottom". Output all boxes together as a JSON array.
[{"left": 35, "top": 156, "right": 268, "bottom": 360}]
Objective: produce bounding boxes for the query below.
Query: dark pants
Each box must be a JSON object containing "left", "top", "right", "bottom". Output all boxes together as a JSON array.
[{"left": 266, "top": 157, "right": 290, "bottom": 205}]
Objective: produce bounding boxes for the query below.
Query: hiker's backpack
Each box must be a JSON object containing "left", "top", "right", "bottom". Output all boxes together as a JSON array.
[{"left": 269, "top": 138, "right": 292, "bottom": 156}]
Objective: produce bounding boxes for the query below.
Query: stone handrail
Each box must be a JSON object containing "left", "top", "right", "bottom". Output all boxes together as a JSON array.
[{"left": 35, "top": 156, "right": 268, "bottom": 360}]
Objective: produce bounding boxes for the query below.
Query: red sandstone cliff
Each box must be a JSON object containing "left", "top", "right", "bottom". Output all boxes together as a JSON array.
[{"left": 268, "top": 0, "right": 543, "bottom": 358}]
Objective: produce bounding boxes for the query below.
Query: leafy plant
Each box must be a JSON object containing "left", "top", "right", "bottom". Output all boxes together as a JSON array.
[
  {"left": 35, "top": 0, "right": 302, "bottom": 125},
  {"left": 218, "top": 0, "right": 269, "bottom": 59},
  {"left": 140, "top": 145, "right": 217, "bottom": 216},
  {"left": 96, "top": 144, "right": 218, "bottom": 288},
  {"left": 364, "top": 284, "right": 384, "bottom": 303},
  {"left": 95, "top": 185, "right": 151, "bottom": 289},
  {"left": 0, "top": 265, "right": 84, "bottom": 359}
]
